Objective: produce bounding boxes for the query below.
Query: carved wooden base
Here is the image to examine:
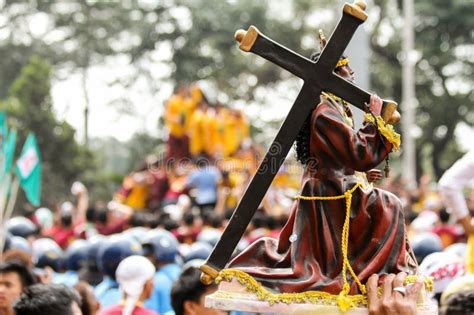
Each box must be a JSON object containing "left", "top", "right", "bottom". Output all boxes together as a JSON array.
[{"left": 205, "top": 279, "right": 438, "bottom": 315}]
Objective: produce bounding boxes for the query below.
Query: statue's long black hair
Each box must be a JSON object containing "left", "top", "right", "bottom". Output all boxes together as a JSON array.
[
  {"left": 295, "top": 52, "right": 320, "bottom": 166},
  {"left": 295, "top": 51, "right": 348, "bottom": 166}
]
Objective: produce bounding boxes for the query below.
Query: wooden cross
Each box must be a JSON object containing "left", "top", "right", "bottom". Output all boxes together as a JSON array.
[{"left": 200, "top": 0, "right": 400, "bottom": 284}]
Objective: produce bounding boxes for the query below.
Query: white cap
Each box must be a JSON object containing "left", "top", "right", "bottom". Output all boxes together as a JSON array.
[
  {"left": 116, "top": 255, "right": 156, "bottom": 315},
  {"left": 35, "top": 207, "right": 53, "bottom": 229},
  {"left": 60, "top": 202, "right": 74, "bottom": 216},
  {"left": 163, "top": 204, "right": 183, "bottom": 221},
  {"left": 116, "top": 255, "right": 155, "bottom": 297}
]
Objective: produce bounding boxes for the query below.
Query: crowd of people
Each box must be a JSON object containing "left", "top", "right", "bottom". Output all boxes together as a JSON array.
[
  {"left": 163, "top": 83, "right": 250, "bottom": 162},
  {"left": 0, "top": 83, "right": 473, "bottom": 315}
]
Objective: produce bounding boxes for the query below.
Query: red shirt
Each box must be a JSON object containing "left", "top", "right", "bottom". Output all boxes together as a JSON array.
[
  {"left": 95, "top": 218, "right": 129, "bottom": 235},
  {"left": 44, "top": 224, "right": 78, "bottom": 249},
  {"left": 99, "top": 304, "right": 159, "bottom": 315}
]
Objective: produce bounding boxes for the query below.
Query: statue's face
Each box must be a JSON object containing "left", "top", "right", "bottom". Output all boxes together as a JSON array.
[{"left": 335, "top": 65, "right": 355, "bottom": 83}]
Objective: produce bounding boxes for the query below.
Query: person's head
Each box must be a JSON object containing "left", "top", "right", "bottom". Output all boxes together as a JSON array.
[
  {"left": 438, "top": 208, "right": 450, "bottom": 224},
  {"left": 202, "top": 211, "right": 222, "bottom": 229},
  {"left": 74, "top": 281, "right": 99, "bottom": 315},
  {"left": 0, "top": 262, "right": 35, "bottom": 312},
  {"left": 13, "top": 283, "right": 82, "bottom": 315},
  {"left": 195, "top": 155, "right": 210, "bottom": 169},
  {"left": 183, "top": 211, "right": 195, "bottom": 226},
  {"left": 334, "top": 59, "right": 354, "bottom": 82},
  {"left": 176, "top": 83, "right": 188, "bottom": 97},
  {"left": 440, "top": 274, "right": 474, "bottom": 314},
  {"left": 85, "top": 207, "right": 96, "bottom": 223},
  {"left": 440, "top": 290, "right": 474, "bottom": 315},
  {"left": 96, "top": 236, "right": 142, "bottom": 280},
  {"left": 2, "top": 249, "right": 34, "bottom": 270},
  {"left": 141, "top": 229, "right": 179, "bottom": 266},
  {"left": 65, "top": 240, "right": 89, "bottom": 272},
  {"left": 34, "top": 208, "right": 54, "bottom": 230},
  {"left": 116, "top": 255, "right": 155, "bottom": 315},
  {"left": 171, "top": 266, "right": 226, "bottom": 315},
  {"left": 59, "top": 202, "right": 74, "bottom": 228},
  {"left": 5, "top": 217, "right": 37, "bottom": 239},
  {"left": 94, "top": 208, "right": 108, "bottom": 225},
  {"left": 129, "top": 212, "right": 146, "bottom": 227},
  {"left": 32, "top": 238, "right": 64, "bottom": 272}
]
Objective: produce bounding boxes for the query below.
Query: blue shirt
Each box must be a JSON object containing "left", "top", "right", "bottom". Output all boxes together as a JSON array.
[
  {"left": 52, "top": 270, "right": 78, "bottom": 287},
  {"left": 160, "top": 263, "right": 181, "bottom": 281},
  {"left": 186, "top": 167, "right": 221, "bottom": 205},
  {"left": 95, "top": 277, "right": 121, "bottom": 309},
  {"left": 144, "top": 263, "right": 181, "bottom": 315}
]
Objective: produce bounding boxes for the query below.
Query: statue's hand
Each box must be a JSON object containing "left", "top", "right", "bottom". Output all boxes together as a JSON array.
[
  {"left": 366, "top": 169, "right": 383, "bottom": 183},
  {"left": 369, "top": 94, "right": 383, "bottom": 116}
]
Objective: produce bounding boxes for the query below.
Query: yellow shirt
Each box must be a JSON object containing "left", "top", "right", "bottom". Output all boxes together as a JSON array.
[
  {"left": 125, "top": 183, "right": 148, "bottom": 210},
  {"left": 203, "top": 110, "right": 220, "bottom": 156},
  {"left": 223, "top": 115, "right": 239, "bottom": 157},
  {"left": 468, "top": 234, "right": 474, "bottom": 273},
  {"left": 188, "top": 109, "right": 206, "bottom": 156},
  {"left": 223, "top": 112, "right": 250, "bottom": 157},
  {"left": 165, "top": 95, "right": 187, "bottom": 137}
]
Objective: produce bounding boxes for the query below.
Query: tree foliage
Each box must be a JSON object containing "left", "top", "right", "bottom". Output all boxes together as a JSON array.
[
  {"left": 370, "top": 0, "right": 473, "bottom": 179},
  {"left": 2, "top": 56, "right": 93, "bottom": 207}
]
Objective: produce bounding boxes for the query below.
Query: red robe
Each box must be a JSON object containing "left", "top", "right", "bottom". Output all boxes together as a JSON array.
[{"left": 229, "top": 97, "right": 417, "bottom": 294}]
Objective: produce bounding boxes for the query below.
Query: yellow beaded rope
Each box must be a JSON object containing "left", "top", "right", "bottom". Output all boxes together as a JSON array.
[{"left": 294, "top": 182, "right": 364, "bottom": 311}]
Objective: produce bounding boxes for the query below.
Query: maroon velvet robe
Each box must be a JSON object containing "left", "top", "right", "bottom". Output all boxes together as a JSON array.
[{"left": 229, "top": 97, "right": 417, "bottom": 294}]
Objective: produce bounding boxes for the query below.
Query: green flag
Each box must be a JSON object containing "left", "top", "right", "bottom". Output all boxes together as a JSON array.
[
  {"left": 15, "top": 133, "right": 41, "bottom": 206},
  {"left": 4, "top": 129, "right": 17, "bottom": 173},
  {"left": 0, "top": 112, "right": 7, "bottom": 152}
]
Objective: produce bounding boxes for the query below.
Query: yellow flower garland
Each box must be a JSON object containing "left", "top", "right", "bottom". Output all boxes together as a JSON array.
[
  {"left": 336, "top": 57, "right": 350, "bottom": 68},
  {"left": 216, "top": 269, "right": 432, "bottom": 311},
  {"left": 363, "top": 113, "right": 401, "bottom": 151}
]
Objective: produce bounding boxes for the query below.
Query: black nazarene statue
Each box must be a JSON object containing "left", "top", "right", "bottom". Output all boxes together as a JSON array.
[{"left": 228, "top": 30, "right": 418, "bottom": 294}]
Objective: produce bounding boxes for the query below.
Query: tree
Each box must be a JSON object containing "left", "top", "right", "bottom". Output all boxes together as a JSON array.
[
  {"left": 370, "top": 0, "right": 473, "bottom": 179},
  {"left": 2, "top": 55, "right": 93, "bottom": 207},
  {"left": 170, "top": 0, "right": 336, "bottom": 101}
]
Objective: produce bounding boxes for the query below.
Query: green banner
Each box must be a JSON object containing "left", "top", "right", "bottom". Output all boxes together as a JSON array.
[{"left": 15, "top": 133, "right": 41, "bottom": 206}]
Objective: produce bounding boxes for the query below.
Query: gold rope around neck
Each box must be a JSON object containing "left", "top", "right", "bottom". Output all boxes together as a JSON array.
[{"left": 322, "top": 91, "right": 350, "bottom": 107}]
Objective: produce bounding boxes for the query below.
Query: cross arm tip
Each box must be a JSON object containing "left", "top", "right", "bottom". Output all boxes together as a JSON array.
[
  {"left": 354, "top": 0, "right": 367, "bottom": 11},
  {"left": 235, "top": 29, "right": 247, "bottom": 43},
  {"left": 344, "top": 0, "right": 368, "bottom": 21},
  {"left": 234, "top": 26, "right": 259, "bottom": 52},
  {"left": 200, "top": 264, "right": 219, "bottom": 285}
]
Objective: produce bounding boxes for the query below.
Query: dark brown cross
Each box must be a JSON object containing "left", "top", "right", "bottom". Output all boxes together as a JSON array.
[{"left": 200, "top": 0, "right": 400, "bottom": 284}]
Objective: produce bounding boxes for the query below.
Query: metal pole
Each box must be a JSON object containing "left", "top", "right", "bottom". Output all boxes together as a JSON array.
[{"left": 402, "top": 0, "right": 416, "bottom": 187}]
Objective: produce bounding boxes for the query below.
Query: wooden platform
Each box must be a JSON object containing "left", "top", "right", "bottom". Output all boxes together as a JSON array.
[{"left": 205, "top": 279, "right": 438, "bottom": 315}]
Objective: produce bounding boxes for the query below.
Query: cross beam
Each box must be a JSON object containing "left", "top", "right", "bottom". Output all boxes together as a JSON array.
[{"left": 200, "top": 0, "right": 400, "bottom": 284}]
